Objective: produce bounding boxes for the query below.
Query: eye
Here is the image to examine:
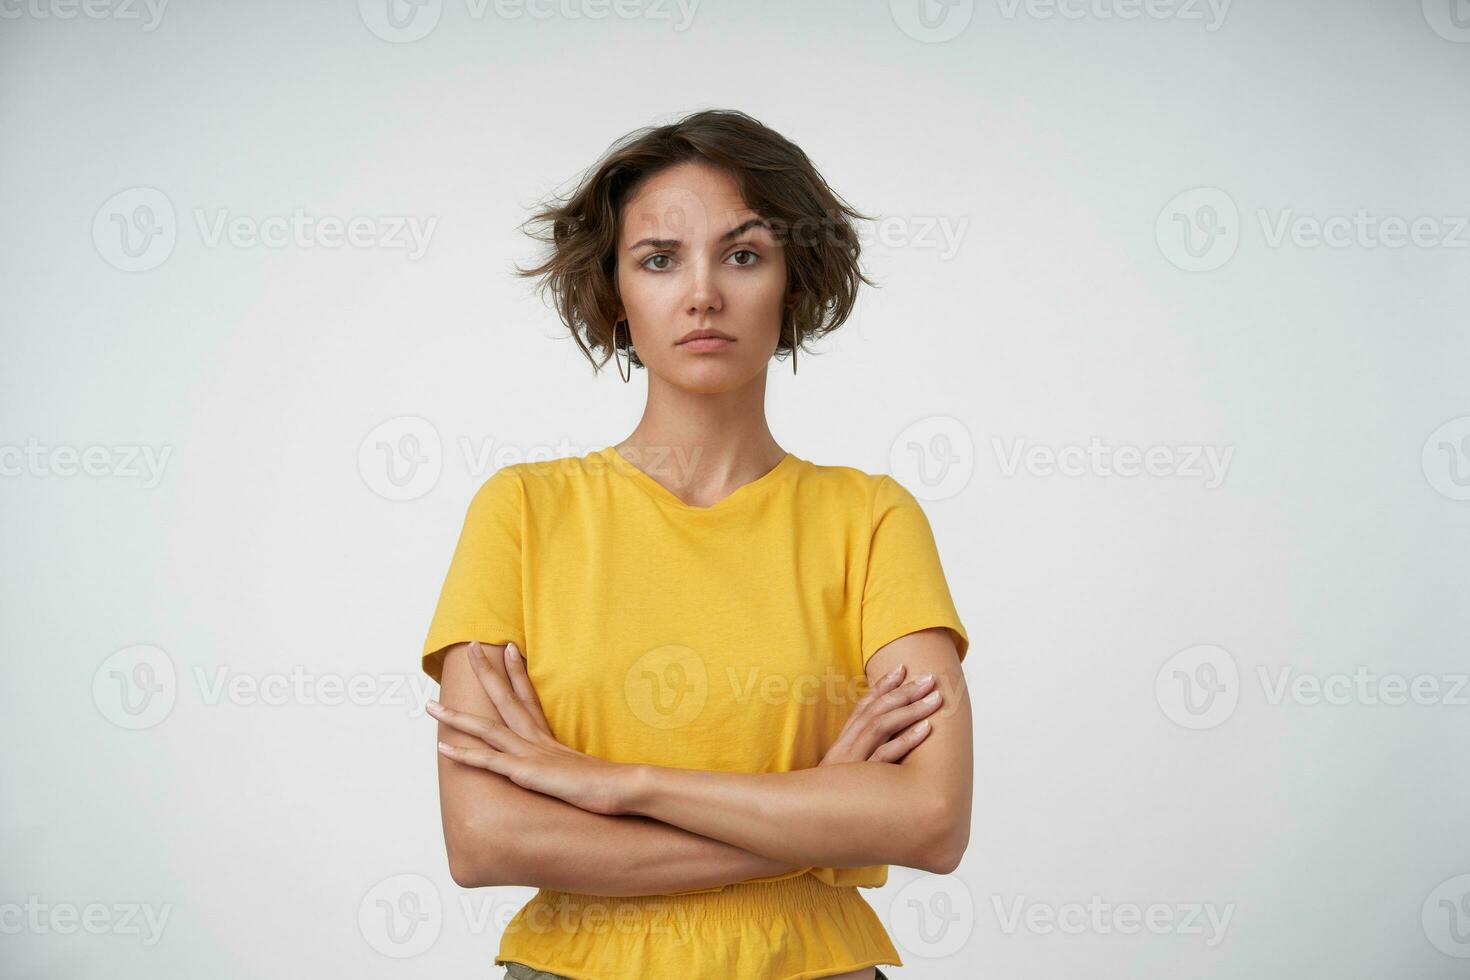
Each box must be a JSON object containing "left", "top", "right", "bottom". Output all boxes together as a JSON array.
[
  {"left": 641, "top": 253, "right": 672, "bottom": 271},
  {"left": 728, "top": 248, "right": 760, "bottom": 267}
]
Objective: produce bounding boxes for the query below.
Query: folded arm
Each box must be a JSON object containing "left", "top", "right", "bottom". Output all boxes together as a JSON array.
[
  {"left": 621, "top": 627, "right": 972, "bottom": 874},
  {"left": 434, "top": 643, "right": 803, "bottom": 896}
]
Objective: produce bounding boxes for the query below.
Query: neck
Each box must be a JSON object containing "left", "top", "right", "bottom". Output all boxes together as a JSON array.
[{"left": 615, "top": 370, "right": 785, "bottom": 493}]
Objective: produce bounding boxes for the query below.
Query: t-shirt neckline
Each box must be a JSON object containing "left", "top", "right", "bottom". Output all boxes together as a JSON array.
[{"left": 598, "top": 445, "right": 799, "bottom": 514}]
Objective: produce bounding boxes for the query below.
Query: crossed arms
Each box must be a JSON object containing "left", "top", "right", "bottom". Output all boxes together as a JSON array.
[{"left": 432, "top": 627, "right": 971, "bottom": 896}]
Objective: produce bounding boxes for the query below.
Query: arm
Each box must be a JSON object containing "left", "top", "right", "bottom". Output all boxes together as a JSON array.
[
  {"left": 435, "top": 642, "right": 800, "bottom": 896},
  {"left": 622, "top": 627, "right": 972, "bottom": 875}
]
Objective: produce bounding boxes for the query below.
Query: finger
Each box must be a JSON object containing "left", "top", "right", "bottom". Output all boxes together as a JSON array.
[
  {"left": 427, "top": 699, "right": 513, "bottom": 750},
  {"left": 868, "top": 720, "right": 931, "bottom": 763},
  {"left": 871, "top": 673, "right": 936, "bottom": 715},
  {"left": 438, "top": 739, "right": 510, "bottom": 774},
  {"left": 467, "top": 641, "right": 538, "bottom": 733},
  {"left": 841, "top": 687, "right": 942, "bottom": 764},
  {"left": 500, "top": 642, "right": 551, "bottom": 736},
  {"left": 852, "top": 664, "right": 905, "bottom": 716},
  {"left": 841, "top": 665, "right": 907, "bottom": 739},
  {"left": 868, "top": 689, "right": 944, "bottom": 740}
]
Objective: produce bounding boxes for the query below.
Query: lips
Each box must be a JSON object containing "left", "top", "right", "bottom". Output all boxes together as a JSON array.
[
  {"left": 679, "top": 336, "right": 735, "bottom": 352},
  {"left": 678, "top": 330, "right": 735, "bottom": 345}
]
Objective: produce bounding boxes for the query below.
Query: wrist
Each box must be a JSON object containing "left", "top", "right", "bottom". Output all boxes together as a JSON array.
[{"left": 620, "top": 763, "right": 656, "bottom": 816}]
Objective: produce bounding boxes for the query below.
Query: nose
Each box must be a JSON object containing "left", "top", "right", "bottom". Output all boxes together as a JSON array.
[{"left": 685, "top": 254, "right": 723, "bottom": 318}]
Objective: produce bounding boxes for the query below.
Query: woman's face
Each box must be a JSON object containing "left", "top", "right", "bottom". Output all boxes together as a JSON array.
[{"left": 614, "top": 161, "right": 791, "bottom": 392}]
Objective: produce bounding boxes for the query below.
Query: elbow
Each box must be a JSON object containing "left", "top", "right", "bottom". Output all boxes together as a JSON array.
[
  {"left": 914, "top": 799, "right": 970, "bottom": 876},
  {"left": 444, "top": 815, "right": 514, "bottom": 889}
]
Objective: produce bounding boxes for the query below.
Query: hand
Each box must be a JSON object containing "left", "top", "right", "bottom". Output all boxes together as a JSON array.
[
  {"left": 819, "top": 664, "right": 943, "bottom": 766},
  {"left": 428, "top": 641, "right": 634, "bottom": 816}
]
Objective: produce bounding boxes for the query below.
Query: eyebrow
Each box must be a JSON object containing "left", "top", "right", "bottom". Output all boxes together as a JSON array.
[{"left": 626, "top": 217, "right": 771, "bottom": 252}]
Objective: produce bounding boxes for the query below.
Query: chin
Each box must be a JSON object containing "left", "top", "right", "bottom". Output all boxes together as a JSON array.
[{"left": 661, "top": 360, "right": 763, "bottom": 394}]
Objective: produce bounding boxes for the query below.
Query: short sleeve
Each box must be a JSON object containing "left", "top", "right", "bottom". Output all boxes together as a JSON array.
[
  {"left": 421, "top": 466, "right": 527, "bottom": 685},
  {"left": 860, "top": 475, "right": 970, "bottom": 667}
]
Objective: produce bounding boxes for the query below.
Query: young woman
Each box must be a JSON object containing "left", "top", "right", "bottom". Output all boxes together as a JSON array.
[{"left": 421, "top": 109, "right": 972, "bottom": 980}]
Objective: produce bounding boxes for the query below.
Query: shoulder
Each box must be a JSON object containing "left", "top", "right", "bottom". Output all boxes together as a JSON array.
[
  {"left": 473, "top": 449, "right": 614, "bottom": 505},
  {"left": 790, "top": 457, "right": 918, "bottom": 520}
]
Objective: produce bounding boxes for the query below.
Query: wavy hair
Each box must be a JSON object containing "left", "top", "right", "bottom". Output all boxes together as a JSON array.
[{"left": 513, "top": 109, "right": 877, "bottom": 373}]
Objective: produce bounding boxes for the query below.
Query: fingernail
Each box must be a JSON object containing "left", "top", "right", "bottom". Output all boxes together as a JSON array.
[
  {"left": 437, "top": 741, "right": 453, "bottom": 752},
  {"left": 426, "top": 699, "right": 442, "bottom": 713},
  {"left": 505, "top": 642, "right": 520, "bottom": 661},
  {"left": 913, "top": 720, "right": 929, "bottom": 733},
  {"left": 468, "top": 642, "right": 483, "bottom": 661},
  {"left": 923, "top": 691, "right": 940, "bottom": 703},
  {"left": 884, "top": 665, "right": 902, "bottom": 679},
  {"left": 916, "top": 673, "right": 934, "bottom": 685}
]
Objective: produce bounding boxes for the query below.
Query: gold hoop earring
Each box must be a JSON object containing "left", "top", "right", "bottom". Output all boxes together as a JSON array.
[
  {"left": 790, "top": 326, "right": 799, "bottom": 376},
  {"left": 614, "top": 319, "right": 632, "bottom": 383}
]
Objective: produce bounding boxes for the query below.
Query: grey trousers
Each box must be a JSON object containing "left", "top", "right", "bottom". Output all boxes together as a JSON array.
[{"left": 503, "top": 962, "right": 892, "bottom": 979}]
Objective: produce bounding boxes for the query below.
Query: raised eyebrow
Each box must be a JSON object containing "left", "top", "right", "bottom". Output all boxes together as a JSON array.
[{"left": 626, "top": 217, "right": 772, "bottom": 253}]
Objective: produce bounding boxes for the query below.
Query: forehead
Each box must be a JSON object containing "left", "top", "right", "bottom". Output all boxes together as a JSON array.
[{"left": 619, "top": 162, "right": 760, "bottom": 243}]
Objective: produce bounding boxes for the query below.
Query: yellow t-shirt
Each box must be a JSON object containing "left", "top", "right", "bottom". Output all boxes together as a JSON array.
[{"left": 422, "top": 445, "right": 969, "bottom": 980}]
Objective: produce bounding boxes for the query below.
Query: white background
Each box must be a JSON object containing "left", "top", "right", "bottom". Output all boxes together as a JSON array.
[{"left": 2, "top": 0, "right": 1468, "bottom": 976}]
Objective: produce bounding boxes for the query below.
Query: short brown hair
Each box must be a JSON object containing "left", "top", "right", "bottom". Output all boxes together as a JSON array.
[{"left": 514, "top": 109, "right": 876, "bottom": 373}]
